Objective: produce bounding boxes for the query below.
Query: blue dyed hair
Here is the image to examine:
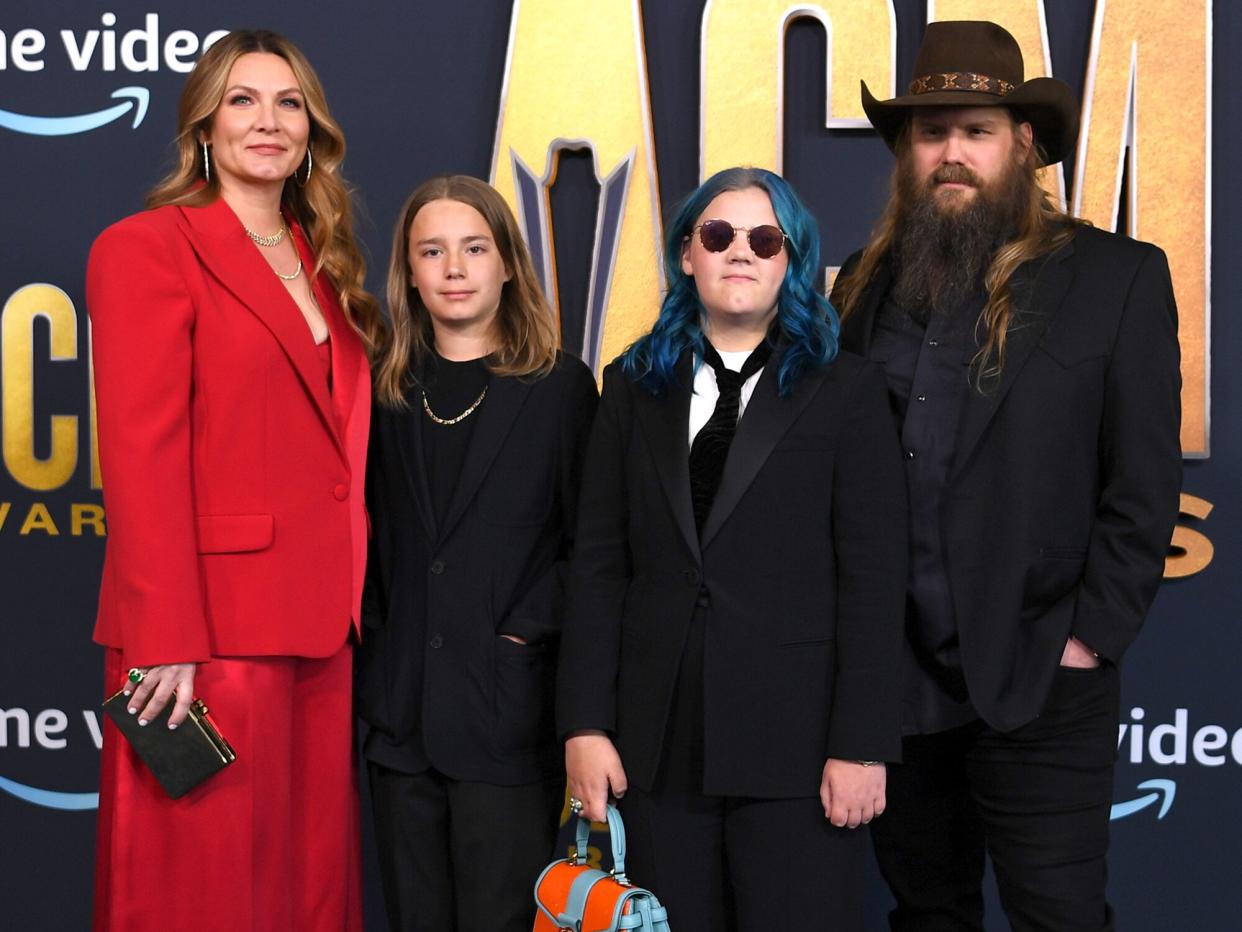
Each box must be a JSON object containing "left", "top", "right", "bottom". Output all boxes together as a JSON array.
[{"left": 622, "top": 167, "right": 839, "bottom": 397}]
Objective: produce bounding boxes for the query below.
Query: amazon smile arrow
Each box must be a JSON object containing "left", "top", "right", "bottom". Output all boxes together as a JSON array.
[{"left": 0, "top": 86, "right": 149, "bottom": 137}]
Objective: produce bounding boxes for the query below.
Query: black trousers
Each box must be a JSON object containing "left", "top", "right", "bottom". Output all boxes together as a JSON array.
[
  {"left": 620, "top": 603, "right": 867, "bottom": 931},
  {"left": 367, "top": 762, "right": 562, "bottom": 932},
  {"left": 872, "top": 664, "right": 1121, "bottom": 932}
]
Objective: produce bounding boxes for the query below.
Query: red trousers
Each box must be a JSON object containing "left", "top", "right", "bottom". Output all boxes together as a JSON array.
[{"left": 94, "top": 644, "right": 362, "bottom": 931}]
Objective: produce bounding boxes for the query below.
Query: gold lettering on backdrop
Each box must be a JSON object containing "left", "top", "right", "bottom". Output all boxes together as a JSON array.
[
  {"left": 0, "top": 501, "right": 9, "bottom": 531},
  {"left": 928, "top": 0, "right": 1066, "bottom": 206},
  {"left": 1073, "top": 0, "right": 1210, "bottom": 455},
  {"left": 700, "top": 0, "right": 895, "bottom": 177},
  {"left": 2, "top": 285, "right": 79, "bottom": 490},
  {"left": 19, "top": 502, "right": 59, "bottom": 535},
  {"left": 1165, "top": 493, "right": 1213, "bottom": 579},
  {"left": 71, "top": 503, "right": 106, "bottom": 536},
  {"left": 491, "top": 0, "right": 664, "bottom": 373}
]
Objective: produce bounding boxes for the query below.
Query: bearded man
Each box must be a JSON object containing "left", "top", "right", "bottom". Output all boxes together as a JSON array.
[{"left": 831, "top": 21, "right": 1182, "bottom": 932}]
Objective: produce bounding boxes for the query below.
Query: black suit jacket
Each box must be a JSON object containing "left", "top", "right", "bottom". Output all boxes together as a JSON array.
[
  {"left": 558, "top": 348, "right": 908, "bottom": 798},
  {"left": 833, "top": 225, "right": 1182, "bottom": 733},
  {"left": 357, "top": 353, "right": 598, "bottom": 784}
]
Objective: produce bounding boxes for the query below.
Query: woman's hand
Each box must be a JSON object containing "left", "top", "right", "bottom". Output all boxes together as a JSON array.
[
  {"left": 123, "top": 663, "right": 197, "bottom": 729},
  {"left": 565, "top": 730, "right": 627, "bottom": 822},
  {"left": 820, "top": 758, "right": 886, "bottom": 829}
]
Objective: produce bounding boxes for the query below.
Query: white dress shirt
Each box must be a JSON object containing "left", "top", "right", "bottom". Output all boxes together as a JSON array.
[{"left": 688, "top": 349, "right": 765, "bottom": 446}]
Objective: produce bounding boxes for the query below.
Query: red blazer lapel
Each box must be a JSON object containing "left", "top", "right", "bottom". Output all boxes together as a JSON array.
[
  {"left": 174, "top": 199, "right": 343, "bottom": 458},
  {"left": 289, "top": 220, "right": 362, "bottom": 443}
]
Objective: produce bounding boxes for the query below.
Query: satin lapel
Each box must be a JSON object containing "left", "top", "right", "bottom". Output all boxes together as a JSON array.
[
  {"left": 436, "top": 373, "right": 534, "bottom": 543},
  {"left": 393, "top": 379, "right": 438, "bottom": 543},
  {"left": 632, "top": 353, "right": 699, "bottom": 563},
  {"left": 699, "top": 350, "right": 826, "bottom": 550},
  {"left": 839, "top": 260, "right": 892, "bottom": 356},
  {"left": 291, "top": 221, "right": 361, "bottom": 445},
  {"left": 951, "top": 240, "right": 1077, "bottom": 479},
  {"left": 175, "top": 201, "right": 342, "bottom": 460}
]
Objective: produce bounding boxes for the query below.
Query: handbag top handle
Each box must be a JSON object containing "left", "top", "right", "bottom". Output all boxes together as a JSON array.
[{"left": 574, "top": 803, "right": 629, "bottom": 883}]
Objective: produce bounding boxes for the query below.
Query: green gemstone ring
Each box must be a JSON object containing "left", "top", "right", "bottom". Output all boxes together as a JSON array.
[{"left": 127, "top": 668, "right": 145, "bottom": 684}]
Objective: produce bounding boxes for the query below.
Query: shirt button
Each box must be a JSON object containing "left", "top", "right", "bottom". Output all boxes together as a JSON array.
[
  {"left": 684, "top": 568, "right": 700, "bottom": 586},
  {"left": 906, "top": 450, "right": 916, "bottom": 459},
  {"left": 333, "top": 483, "right": 348, "bottom": 501},
  {"left": 928, "top": 339, "right": 939, "bottom": 347},
  {"left": 916, "top": 394, "right": 927, "bottom": 403},
  {"left": 429, "top": 635, "right": 444, "bottom": 649},
  {"left": 430, "top": 560, "right": 445, "bottom": 575}
]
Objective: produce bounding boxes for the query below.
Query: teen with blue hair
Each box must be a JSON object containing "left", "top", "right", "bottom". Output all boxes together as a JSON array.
[{"left": 557, "top": 167, "right": 908, "bottom": 929}]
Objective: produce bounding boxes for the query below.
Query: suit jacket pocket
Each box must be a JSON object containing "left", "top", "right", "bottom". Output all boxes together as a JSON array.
[
  {"left": 778, "top": 579, "right": 836, "bottom": 645},
  {"left": 492, "top": 637, "right": 554, "bottom": 754},
  {"left": 195, "top": 513, "right": 274, "bottom": 553}
]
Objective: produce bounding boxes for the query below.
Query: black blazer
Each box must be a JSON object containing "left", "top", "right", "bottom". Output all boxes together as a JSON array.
[
  {"left": 558, "top": 348, "right": 908, "bottom": 798},
  {"left": 833, "top": 225, "right": 1182, "bottom": 733},
  {"left": 357, "top": 353, "right": 598, "bottom": 785}
]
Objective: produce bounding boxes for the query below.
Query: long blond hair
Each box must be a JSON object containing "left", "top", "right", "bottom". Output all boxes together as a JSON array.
[
  {"left": 374, "top": 175, "right": 560, "bottom": 408},
  {"left": 834, "top": 119, "right": 1082, "bottom": 383},
  {"left": 145, "top": 29, "right": 382, "bottom": 358}
]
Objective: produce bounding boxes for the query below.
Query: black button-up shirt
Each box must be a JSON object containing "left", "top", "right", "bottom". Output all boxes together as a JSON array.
[{"left": 871, "top": 290, "right": 982, "bottom": 735}]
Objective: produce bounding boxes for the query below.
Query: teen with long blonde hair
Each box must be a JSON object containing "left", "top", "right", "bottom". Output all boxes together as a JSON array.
[{"left": 357, "top": 175, "right": 597, "bottom": 931}]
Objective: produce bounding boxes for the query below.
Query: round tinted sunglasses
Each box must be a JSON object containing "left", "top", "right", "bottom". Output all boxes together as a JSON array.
[{"left": 690, "top": 219, "right": 787, "bottom": 259}]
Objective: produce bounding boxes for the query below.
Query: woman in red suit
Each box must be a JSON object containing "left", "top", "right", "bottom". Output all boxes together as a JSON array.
[{"left": 87, "top": 30, "right": 382, "bottom": 931}]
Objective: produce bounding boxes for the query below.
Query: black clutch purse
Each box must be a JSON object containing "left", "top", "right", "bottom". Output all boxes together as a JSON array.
[{"left": 101, "top": 689, "right": 237, "bottom": 799}]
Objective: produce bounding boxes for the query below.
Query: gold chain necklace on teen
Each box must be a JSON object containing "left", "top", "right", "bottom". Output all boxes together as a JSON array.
[
  {"left": 422, "top": 387, "right": 488, "bottom": 425},
  {"left": 246, "top": 222, "right": 303, "bottom": 281}
]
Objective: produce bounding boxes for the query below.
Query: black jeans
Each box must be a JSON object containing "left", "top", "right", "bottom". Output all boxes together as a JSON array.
[{"left": 872, "top": 664, "right": 1122, "bottom": 932}]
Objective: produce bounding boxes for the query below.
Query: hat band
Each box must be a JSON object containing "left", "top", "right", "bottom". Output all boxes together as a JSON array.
[{"left": 908, "top": 72, "right": 1016, "bottom": 97}]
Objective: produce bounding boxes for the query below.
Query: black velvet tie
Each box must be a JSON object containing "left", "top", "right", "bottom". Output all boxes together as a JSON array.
[{"left": 689, "top": 341, "right": 771, "bottom": 534}]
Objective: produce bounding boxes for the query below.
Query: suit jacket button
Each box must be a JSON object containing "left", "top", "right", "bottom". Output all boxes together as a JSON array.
[
  {"left": 430, "top": 560, "right": 445, "bottom": 575},
  {"left": 429, "top": 635, "right": 444, "bottom": 649},
  {"left": 333, "top": 483, "right": 349, "bottom": 501},
  {"left": 684, "top": 568, "right": 700, "bottom": 586}
]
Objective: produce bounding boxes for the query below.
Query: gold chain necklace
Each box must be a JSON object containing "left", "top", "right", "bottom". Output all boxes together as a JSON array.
[
  {"left": 274, "top": 259, "right": 303, "bottom": 281},
  {"left": 246, "top": 224, "right": 286, "bottom": 247},
  {"left": 422, "top": 386, "right": 487, "bottom": 425}
]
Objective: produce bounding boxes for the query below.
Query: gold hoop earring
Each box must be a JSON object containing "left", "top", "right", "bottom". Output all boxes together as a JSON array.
[
  {"left": 202, "top": 141, "right": 211, "bottom": 183},
  {"left": 296, "top": 147, "right": 313, "bottom": 187}
]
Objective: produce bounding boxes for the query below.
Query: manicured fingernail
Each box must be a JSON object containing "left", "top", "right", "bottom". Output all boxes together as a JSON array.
[
  {"left": 127, "top": 707, "right": 137, "bottom": 715},
  {"left": 122, "top": 690, "right": 131, "bottom": 697},
  {"left": 138, "top": 719, "right": 148, "bottom": 726},
  {"left": 168, "top": 723, "right": 178, "bottom": 730}
]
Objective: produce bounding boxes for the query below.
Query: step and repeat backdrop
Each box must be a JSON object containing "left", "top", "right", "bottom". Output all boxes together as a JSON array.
[{"left": 1, "top": 1, "right": 1236, "bottom": 927}]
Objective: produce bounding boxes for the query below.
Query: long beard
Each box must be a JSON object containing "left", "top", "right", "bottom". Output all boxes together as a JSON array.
[{"left": 891, "top": 157, "right": 1032, "bottom": 320}]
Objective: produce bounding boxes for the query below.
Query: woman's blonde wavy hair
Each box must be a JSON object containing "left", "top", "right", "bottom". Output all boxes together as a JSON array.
[
  {"left": 833, "top": 115, "right": 1082, "bottom": 385},
  {"left": 145, "top": 29, "right": 382, "bottom": 358},
  {"left": 374, "top": 175, "right": 560, "bottom": 408}
]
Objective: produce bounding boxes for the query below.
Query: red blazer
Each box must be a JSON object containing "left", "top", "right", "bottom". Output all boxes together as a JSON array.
[{"left": 87, "top": 198, "right": 371, "bottom": 666}]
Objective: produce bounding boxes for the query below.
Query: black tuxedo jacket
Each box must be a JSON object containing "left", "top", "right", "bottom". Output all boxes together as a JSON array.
[
  {"left": 558, "top": 348, "right": 908, "bottom": 798},
  {"left": 833, "top": 224, "right": 1182, "bottom": 733},
  {"left": 356, "top": 354, "right": 598, "bottom": 784}
]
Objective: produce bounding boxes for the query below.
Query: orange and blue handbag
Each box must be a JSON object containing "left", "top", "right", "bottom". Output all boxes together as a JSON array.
[{"left": 533, "top": 804, "right": 671, "bottom": 931}]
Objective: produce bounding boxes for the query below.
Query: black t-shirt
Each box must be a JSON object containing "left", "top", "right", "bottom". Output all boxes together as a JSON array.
[{"left": 419, "top": 351, "right": 490, "bottom": 527}]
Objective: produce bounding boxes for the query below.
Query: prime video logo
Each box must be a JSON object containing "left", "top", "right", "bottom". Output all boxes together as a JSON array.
[
  {"left": 0, "top": 14, "right": 225, "bottom": 137},
  {"left": 1109, "top": 706, "right": 1242, "bottom": 822}
]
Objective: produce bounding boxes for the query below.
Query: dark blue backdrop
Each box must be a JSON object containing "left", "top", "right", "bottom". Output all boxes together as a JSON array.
[{"left": 1, "top": 1, "right": 1237, "bottom": 928}]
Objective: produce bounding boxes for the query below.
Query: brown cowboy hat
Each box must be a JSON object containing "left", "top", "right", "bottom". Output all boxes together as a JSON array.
[{"left": 862, "top": 20, "right": 1079, "bottom": 166}]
